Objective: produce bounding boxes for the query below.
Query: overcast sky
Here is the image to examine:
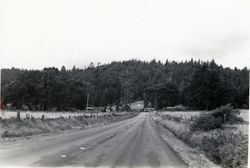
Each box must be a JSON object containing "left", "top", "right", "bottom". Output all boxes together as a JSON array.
[{"left": 0, "top": 0, "right": 249, "bottom": 69}]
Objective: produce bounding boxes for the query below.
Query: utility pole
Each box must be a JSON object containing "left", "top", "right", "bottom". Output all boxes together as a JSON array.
[
  {"left": 86, "top": 94, "right": 89, "bottom": 110},
  {"left": 86, "top": 94, "right": 93, "bottom": 117}
]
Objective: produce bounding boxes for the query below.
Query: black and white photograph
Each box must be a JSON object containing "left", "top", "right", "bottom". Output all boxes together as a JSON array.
[{"left": 0, "top": 0, "right": 249, "bottom": 167}]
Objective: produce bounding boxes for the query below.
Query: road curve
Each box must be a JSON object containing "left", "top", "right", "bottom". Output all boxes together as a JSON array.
[{"left": 0, "top": 113, "right": 187, "bottom": 167}]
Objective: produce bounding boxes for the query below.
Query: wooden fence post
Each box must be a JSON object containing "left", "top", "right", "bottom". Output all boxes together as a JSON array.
[
  {"left": 41, "top": 114, "right": 45, "bottom": 121},
  {"left": 17, "top": 110, "right": 21, "bottom": 121}
]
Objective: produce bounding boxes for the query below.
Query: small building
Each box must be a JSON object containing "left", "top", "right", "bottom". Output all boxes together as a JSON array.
[{"left": 129, "top": 101, "right": 144, "bottom": 111}]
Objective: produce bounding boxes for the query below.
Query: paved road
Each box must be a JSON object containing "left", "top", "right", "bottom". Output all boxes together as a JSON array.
[{"left": 0, "top": 113, "right": 187, "bottom": 167}]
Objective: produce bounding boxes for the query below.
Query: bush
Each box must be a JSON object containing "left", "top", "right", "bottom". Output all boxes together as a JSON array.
[
  {"left": 199, "top": 131, "right": 248, "bottom": 168},
  {"left": 211, "top": 104, "right": 243, "bottom": 124},
  {"left": 191, "top": 104, "right": 243, "bottom": 131},
  {"left": 191, "top": 113, "right": 223, "bottom": 131}
]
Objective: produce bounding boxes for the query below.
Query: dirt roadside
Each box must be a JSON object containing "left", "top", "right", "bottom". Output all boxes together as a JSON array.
[
  {"left": 152, "top": 115, "right": 220, "bottom": 168},
  {"left": 0, "top": 112, "right": 139, "bottom": 138}
]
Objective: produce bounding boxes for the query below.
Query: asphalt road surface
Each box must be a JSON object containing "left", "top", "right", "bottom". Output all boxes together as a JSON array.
[{"left": 0, "top": 113, "right": 187, "bottom": 167}]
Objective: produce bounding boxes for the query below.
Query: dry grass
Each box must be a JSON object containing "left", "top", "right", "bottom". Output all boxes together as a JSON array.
[
  {"left": 0, "top": 113, "right": 138, "bottom": 138},
  {"left": 158, "top": 115, "right": 248, "bottom": 168},
  {"left": 159, "top": 109, "right": 249, "bottom": 122},
  {"left": 160, "top": 119, "right": 191, "bottom": 142}
]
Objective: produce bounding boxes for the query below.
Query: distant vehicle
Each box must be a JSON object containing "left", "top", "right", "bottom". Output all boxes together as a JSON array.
[{"left": 86, "top": 107, "right": 94, "bottom": 111}]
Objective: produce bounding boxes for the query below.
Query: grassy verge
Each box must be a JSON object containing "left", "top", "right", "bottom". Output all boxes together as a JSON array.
[
  {"left": 157, "top": 106, "right": 248, "bottom": 168},
  {"left": 0, "top": 112, "right": 138, "bottom": 138}
]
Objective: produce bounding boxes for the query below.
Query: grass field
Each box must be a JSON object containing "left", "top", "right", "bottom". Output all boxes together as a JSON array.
[
  {"left": 0, "top": 112, "right": 138, "bottom": 138},
  {"left": 159, "top": 109, "right": 249, "bottom": 121},
  {"left": 0, "top": 110, "right": 129, "bottom": 120}
]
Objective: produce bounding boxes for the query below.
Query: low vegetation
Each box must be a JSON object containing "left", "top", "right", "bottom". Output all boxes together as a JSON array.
[
  {"left": 165, "top": 104, "right": 187, "bottom": 111},
  {"left": 0, "top": 112, "right": 138, "bottom": 138},
  {"left": 157, "top": 104, "right": 248, "bottom": 168},
  {"left": 191, "top": 104, "right": 244, "bottom": 131}
]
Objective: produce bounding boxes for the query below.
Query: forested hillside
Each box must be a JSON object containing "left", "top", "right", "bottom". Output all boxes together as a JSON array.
[{"left": 1, "top": 59, "right": 249, "bottom": 111}]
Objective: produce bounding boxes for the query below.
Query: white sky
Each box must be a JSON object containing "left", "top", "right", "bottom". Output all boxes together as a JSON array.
[{"left": 0, "top": 0, "right": 249, "bottom": 69}]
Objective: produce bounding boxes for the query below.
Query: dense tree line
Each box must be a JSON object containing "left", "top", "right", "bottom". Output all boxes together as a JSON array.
[{"left": 1, "top": 59, "right": 249, "bottom": 111}]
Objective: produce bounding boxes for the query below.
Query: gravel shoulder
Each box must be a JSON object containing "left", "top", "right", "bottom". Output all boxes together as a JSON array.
[{"left": 153, "top": 115, "right": 220, "bottom": 168}]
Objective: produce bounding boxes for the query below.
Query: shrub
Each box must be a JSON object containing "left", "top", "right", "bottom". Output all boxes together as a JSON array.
[
  {"left": 211, "top": 104, "right": 243, "bottom": 124},
  {"left": 199, "top": 131, "right": 248, "bottom": 168},
  {"left": 191, "top": 104, "right": 243, "bottom": 131},
  {"left": 191, "top": 113, "right": 223, "bottom": 131}
]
